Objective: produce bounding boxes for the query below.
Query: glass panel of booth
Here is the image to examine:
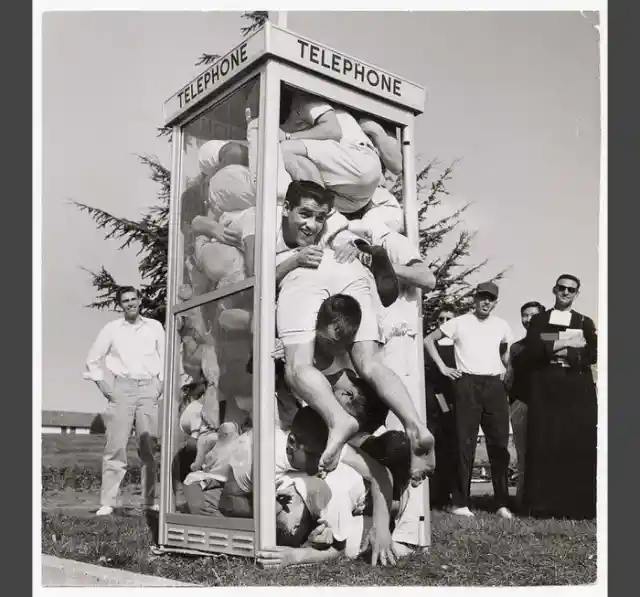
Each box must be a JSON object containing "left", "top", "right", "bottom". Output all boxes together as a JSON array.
[{"left": 167, "top": 74, "right": 261, "bottom": 520}]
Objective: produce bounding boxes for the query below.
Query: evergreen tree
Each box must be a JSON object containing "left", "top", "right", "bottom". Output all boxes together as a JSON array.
[{"left": 76, "top": 11, "right": 504, "bottom": 330}]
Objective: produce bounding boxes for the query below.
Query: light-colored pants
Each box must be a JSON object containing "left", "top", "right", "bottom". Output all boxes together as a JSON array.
[
  {"left": 510, "top": 399, "right": 528, "bottom": 503},
  {"left": 101, "top": 377, "right": 160, "bottom": 507}
]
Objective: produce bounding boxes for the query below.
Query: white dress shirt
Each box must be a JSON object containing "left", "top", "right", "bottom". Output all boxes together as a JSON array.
[{"left": 84, "top": 316, "right": 165, "bottom": 382}]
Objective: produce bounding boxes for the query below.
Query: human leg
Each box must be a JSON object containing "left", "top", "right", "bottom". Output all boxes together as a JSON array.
[
  {"left": 450, "top": 375, "right": 483, "bottom": 509},
  {"left": 479, "top": 377, "right": 511, "bottom": 510},
  {"left": 100, "top": 379, "right": 138, "bottom": 508},
  {"left": 510, "top": 399, "right": 528, "bottom": 506},
  {"left": 350, "top": 340, "right": 434, "bottom": 487},
  {"left": 135, "top": 379, "right": 161, "bottom": 507}
]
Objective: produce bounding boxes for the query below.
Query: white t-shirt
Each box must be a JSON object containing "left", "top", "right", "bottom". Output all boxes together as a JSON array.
[
  {"left": 229, "top": 427, "right": 296, "bottom": 493},
  {"left": 288, "top": 93, "right": 371, "bottom": 146},
  {"left": 439, "top": 313, "right": 513, "bottom": 376}
]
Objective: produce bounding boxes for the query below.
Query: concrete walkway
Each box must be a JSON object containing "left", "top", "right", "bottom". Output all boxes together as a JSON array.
[{"left": 41, "top": 554, "right": 199, "bottom": 587}]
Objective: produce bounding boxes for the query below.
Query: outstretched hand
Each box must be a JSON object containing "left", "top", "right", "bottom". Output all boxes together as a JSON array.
[
  {"left": 368, "top": 524, "right": 398, "bottom": 566},
  {"left": 256, "top": 546, "right": 298, "bottom": 569}
]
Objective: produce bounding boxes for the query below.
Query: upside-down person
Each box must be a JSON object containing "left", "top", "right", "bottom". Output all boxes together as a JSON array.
[
  {"left": 239, "top": 181, "right": 433, "bottom": 482},
  {"left": 182, "top": 406, "right": 398, "bottom": 566}
]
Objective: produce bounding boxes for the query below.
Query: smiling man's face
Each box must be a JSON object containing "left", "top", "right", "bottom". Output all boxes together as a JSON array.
[{"left": 283, "top": 196, "right": 330, "bottom": 247}]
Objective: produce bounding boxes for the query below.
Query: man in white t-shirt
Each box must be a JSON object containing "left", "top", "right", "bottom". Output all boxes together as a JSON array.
[
  {"left": 424, "top": 282, "right": 514, "bottom": 519},
  {"left": 279, "top": 91, "right": 382, "bottom": 214}
]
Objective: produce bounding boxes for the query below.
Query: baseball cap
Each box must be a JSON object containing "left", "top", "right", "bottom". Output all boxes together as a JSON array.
[{"left": 476, "top": 281, "right": 499, "bottom": 298}]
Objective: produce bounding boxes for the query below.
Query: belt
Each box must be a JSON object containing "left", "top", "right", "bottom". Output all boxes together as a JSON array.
[{"left": 550, "top": 361, "right": 571, "bottom": 368}]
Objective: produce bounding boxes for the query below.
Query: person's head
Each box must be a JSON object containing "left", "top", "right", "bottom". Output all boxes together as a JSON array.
[
  {"left": 553, "top": 274, "right": 581, "bottom": 310},
  {"left": 286, "top": 407, "right": 329, "bottom": 474},
  {"left": 436, "top": 308, "right": 456, "bottom": 326},
  {"left": 315, "top": 294, "right": 362, "bottom": 357},
  {"left": 520, "top": 301, "right": 545, "bottom": 330},
  {"left": 116, "top": 286, "right": 141, "bottom": 321},
  {"left": 473, "top": 282, "right": 499, "bottom": 319},
  {"left": 282, "top": 181, "right": 334, "bottom": 248},
  {"left": 275, "top": 483, "right": 315, "bottom": 547},
  {"left": 218, "top": 141, "right": 249, "bottom": 168}
]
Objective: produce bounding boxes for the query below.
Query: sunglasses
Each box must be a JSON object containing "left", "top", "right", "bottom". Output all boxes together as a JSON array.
[
  {"left": 437, "top": 316, "right": 453, "bottom": 323},
  {"left": 555, "top": 284, "right": 578, "bottom": 295}
]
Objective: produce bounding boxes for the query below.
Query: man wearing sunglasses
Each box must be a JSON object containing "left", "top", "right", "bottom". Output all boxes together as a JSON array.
[
  {"left": 424, "top": 282, "right": 514, "bottom": 519},
  {"left": 522, "top": 274, "right": 597, "bottom": 520}
]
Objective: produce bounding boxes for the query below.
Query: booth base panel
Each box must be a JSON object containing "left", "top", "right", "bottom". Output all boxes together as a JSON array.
[{"left": 161, "top": 522, "right": 255, "bottom": 557}]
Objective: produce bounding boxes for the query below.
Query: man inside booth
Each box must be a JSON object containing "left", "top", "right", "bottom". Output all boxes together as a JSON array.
[{"left": 238, "top": 179, "right": 434, "bottom": 485}]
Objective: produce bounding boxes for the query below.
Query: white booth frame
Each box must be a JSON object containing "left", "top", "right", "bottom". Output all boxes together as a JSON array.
[{"left": 157, "top": 28, "right": 429, "bottom": 558}]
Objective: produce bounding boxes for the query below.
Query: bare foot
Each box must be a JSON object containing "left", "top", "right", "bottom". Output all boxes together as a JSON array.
[
  {"left": 318, "top": 414, "right": 359, "bottom": 475},
  {"left": 406, "top": 425, "right": 435, "bottom": 486}
]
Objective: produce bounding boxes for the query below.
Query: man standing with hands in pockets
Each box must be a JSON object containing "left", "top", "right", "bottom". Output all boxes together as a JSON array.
[
  {"left": 84, "top": 286, "right": 165, "bottom": 516},
  {"left": 424, "top": 282, "right": 514, "bottom": 519}
]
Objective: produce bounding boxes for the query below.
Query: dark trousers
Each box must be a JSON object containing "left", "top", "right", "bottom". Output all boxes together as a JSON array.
[
  {"left": 425, "top": 384, "right": 457, "bottom": 508},
  {"left": 451, "top": 374, "right": 511, "bottom": 509}
]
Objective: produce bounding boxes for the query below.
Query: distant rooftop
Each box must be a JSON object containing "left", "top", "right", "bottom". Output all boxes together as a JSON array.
[{"left": 42, "top": 411, "right": 95, "bottom": 428}]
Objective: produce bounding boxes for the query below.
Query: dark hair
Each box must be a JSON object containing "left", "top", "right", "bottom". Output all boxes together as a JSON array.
[
  {"left": 285, "top": 180, "right": 334, "bottom": 210},
  {"left": 316, "top": 294, "right": 362, "bottom": 347},
  {"left": 290, "top": 407, "right": 329, "bottom": 453},
  {"left": 218, "top": 142, "right": 249, "bottom": 168},
  {"left": 116, "top": 286, "right": 140, "bottom": 306},
  {"left": 275, "top": 499, "right": 314, "bottom": 547},
  {"left": 555, "top": 274, "right": 581, "bottom": 289},
  {"left": 520, "top": 301, "right": 545, "bottom": 314}
]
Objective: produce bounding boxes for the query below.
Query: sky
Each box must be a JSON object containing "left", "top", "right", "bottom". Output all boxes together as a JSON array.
[{"left": 40, "top": 10, "right": 602, "bottom": 413}]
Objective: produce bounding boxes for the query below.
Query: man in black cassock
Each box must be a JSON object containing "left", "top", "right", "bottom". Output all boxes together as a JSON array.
[{"left": 523, "top": 274, "right": 597, "bottom": 520}]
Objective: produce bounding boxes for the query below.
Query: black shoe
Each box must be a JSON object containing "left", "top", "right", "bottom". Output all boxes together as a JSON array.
[{"left": 354, "top": 240, "right": 400, "bottom": 308}]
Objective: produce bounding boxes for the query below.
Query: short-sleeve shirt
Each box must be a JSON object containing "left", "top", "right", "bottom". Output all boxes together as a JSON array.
[{"left": 439, "top": 312, "right": 513, "bottom": 376}]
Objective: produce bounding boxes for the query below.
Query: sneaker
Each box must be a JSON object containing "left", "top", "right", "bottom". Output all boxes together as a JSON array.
[
  {"left": 497, "top": 506, "right": 514, "bottom": 519},
  {"left": 95, "top": 505, "right": 114, "bottom": 516},
  {"left": 354, "top": 240, "right": 400, "bottom": 307},
  {"left": 451, "top": 506, "right": 474, "bottom": 517}
]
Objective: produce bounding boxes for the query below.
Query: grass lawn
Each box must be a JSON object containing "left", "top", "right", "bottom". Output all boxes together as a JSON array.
[{"left": 40, "top": 434, "right": 597, "bottom": 587}]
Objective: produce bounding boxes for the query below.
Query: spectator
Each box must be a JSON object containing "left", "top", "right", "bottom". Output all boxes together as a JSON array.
[
  {"left": 503, "top": 300, "right": 545, "bottom": 508},
  {"left": 523, "top": 274, "right": 597, "bottom": 520},
  {"left": 84, "top": 286, "right": 165, "bottom": 516},
  {"left": 424, "top": 282, "right": 514, "bottom": 519},
  {"left": 423, "top": 308, "right": 458, "bottom": 509}
]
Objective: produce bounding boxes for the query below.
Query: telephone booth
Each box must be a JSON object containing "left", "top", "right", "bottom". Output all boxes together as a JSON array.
[{"left": 157, "top": 21, "right": 429, "bottom": 557}]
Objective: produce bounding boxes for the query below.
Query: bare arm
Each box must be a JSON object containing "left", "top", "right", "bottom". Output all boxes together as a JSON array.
[
  {"left": 256, "top": 545, "right": 344, "bottom": 569},
  {"left": 392, "top": 260, "right": 436, "bottom": 291},
  {"left": 287, "top": 111, "right": 342, "bottom": 142},
  {"left": 359, "top": 119, "right": 403, "bottom": 175},
  {"left": 340, "top": 445, "right": 395, "bottom": 566},
  {"left": 425, "top": 329, "right": 462, "bottom": 380},
  {"left": 275, "top": 250, "right": 301, "bottom": 285}
]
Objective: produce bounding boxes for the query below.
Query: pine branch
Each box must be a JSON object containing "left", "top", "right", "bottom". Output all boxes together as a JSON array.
[
  {"left": 240, "top": 11, "right": 269, "bottom": 37},
  {"left": 195, "top": 53, "right": 221, "bottom": 66}
]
